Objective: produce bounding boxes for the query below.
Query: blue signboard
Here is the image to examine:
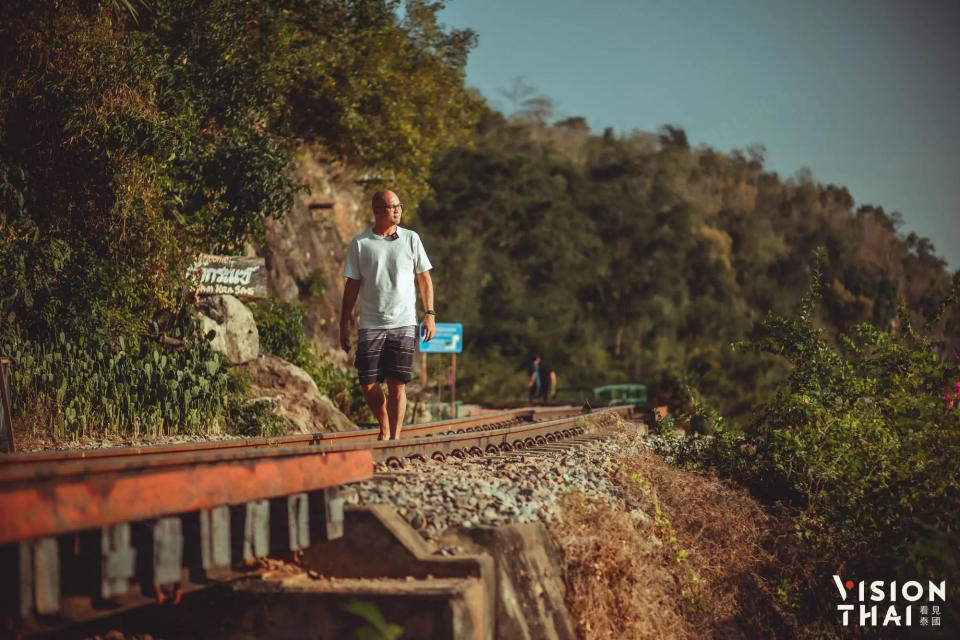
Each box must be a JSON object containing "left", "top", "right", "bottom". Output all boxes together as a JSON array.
[{"left": 419, "top": 322, "right": 463, "bottom": 353}]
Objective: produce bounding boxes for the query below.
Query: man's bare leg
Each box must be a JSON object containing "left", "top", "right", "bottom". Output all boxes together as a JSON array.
[
  {"left": 385, "top": 377, "right": 407, "bottom": 440},
  {"left": 361, "top": 382, "right": 390, "bottom": 440}
]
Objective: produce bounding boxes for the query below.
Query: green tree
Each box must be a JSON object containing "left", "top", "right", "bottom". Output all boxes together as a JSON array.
[
  {"left": 418, "top": 106, "right": 958, "bottom": 426},
  {"left": 0, "top": 0, "right": 480, "bottom": 340},
  {"left": 417, "top": 110, "right": 602, "bottom": 397}
]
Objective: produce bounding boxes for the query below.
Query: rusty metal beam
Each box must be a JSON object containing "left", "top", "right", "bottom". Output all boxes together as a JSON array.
[{"left": 0, "top": 449, "right": 371, "bottom": 546}]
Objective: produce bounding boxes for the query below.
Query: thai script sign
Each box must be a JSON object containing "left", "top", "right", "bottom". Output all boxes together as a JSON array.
[{"left": 187, "top": 254, "right": 268, "bottom": 298}]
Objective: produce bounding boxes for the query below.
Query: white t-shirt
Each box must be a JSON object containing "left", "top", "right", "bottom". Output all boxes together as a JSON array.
[{"left": 343, "top": 227, "right": 433, "bottom": 329}]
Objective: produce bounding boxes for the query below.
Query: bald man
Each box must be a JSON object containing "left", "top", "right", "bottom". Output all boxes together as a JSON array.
[{"left": 340, "top": 190, "right": 436, "bottom": 440}]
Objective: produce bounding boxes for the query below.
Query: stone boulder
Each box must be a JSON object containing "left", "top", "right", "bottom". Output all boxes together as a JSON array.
[
  {"left": 193, "top": 294, "right": 260, "bottom": 364},
  {"left": 239, "top": 354, "right": 356, "bottom": 433}
]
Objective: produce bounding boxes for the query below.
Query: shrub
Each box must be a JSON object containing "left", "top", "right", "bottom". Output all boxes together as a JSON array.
[
  {"left": 226, "top": 396, "right": 287, "bottom": 437},
  {"left": 303, "top": 354, "right": 371, "bottom": 424},
  {"left": 249, "top": 298, "right": 309, "bottom": 365},
  {"left": 0, "top": 0, "right": 481, "bottom": 341},
  {"left": 1, "top": 314, "right": 229, "bottom": 438},
  {"left": 744, "top": 276, "right": 960, "bottom": 564},
  {"left": 667, "top": 259, "right": 960, "bottom": 593}
]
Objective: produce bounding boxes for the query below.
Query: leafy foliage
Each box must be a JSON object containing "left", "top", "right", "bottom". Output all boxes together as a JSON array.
[
  {"left": 249, "top": 298, "right": 310, "bottom": 365},
  {"left": 649, "top": 264, "right": 960, "bottom": 591},
  {"left": 225, "top": 396, "right": 288, "bottom": 437},
  {"left": 0, "top": 0, "right": 477, "bottom": 433},
  {"left": 340, "top": 599, "right": 403, "bottom": 640},
  {"left": 305, "top": 354, "right": 372, "bottom": 423},
  {"left": 0, "top": 0, "right": 480, "bottom": 340},
  {"left": 420, "top": 110, "right": 958, "bottom": 424},
  {"left": 0, "top": 315, "right": 229, "bottom": 438}
]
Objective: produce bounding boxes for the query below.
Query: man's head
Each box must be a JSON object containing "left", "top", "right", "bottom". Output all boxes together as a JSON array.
[{"left": 372, "top": 190, "right": 403, "bottom": 228}]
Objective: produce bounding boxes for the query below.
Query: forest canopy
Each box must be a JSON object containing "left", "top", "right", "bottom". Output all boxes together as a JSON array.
[
  {"left": 0, "top": 0, "right": 481, "bottom": 338},
  {"left": 417, "top": 107, "right": 960, "bottom": 422}
]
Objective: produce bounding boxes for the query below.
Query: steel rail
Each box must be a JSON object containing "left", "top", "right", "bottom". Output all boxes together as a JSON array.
[
  {"left": 0, "top": 406, "right": 615, "bottom": 487},
  {"left": 328, "top": 406, "right": 630, "bottom": 465},
  {"left": 1, "top": 406, "right": 582, "bottom": 464}
]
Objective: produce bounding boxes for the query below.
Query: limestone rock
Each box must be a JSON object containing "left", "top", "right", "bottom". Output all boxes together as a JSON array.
[
  {"left": 192, "top": 294, "right": 260, "bottom": 364},
  {"left": 239, "top": 354, "right": 356, "bottom": 433},
  {"left": 260, "top": 148, "right": 368, "bottom": 368}
]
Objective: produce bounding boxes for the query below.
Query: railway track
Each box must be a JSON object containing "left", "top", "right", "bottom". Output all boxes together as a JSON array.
[
  {"left": 0, "top": 404, "right": 631, "bottom": 636},
  {"left": 6, "top": 406, "right": 574, "bottom": 463}
]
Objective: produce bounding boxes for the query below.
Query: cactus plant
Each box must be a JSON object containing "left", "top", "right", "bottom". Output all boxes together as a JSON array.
[{"left": 1, "top": 317, "right": 231, "bottom": 438}]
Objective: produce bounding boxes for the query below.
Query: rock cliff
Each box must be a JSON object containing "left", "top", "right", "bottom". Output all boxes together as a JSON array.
[{"left": 260, "top": 145, "right": 370, "bottom": 368}]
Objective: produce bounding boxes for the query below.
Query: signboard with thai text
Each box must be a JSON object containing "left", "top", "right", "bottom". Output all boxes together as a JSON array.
[
  {"left": 418, "top": 322, "right": 463, "bottom": 354},
  {"left": 187, "top": 254, "right": 267, "bottom": 298}
]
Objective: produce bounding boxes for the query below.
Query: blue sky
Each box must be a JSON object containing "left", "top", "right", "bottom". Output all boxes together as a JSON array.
[{"left": 438, "top": 0, "right": 960, "bottom": 270}]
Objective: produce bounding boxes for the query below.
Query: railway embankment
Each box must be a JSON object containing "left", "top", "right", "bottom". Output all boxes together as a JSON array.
[
  {"left": 334, "top": 417, "right": 823, "bottom": 638},
  {"left": 5, "top": 411, "right": 827, "bottom": 639}
]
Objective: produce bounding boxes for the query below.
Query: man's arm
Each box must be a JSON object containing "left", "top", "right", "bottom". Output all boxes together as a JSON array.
[
  {"left": 340, "top": 277, "right": 361, "bottom": 351},
  {"left": 416, "top": 270, "right": 435, "bottom": 341}
]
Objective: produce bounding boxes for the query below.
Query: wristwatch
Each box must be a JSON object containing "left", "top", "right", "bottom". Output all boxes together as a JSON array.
[{"left": 424, "top": 310, "right": 436, "bottom": 316}]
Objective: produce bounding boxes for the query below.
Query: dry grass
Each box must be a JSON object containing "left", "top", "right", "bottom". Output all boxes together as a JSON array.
[
  {"left": 8, "top": 396, "right": 57, "bottom": 451},
  {"left": 551, "top": 423, "right": 835, "bottom": 639},
  {"left": 553, "top": 491, "right": 691, "bottom": 639}
]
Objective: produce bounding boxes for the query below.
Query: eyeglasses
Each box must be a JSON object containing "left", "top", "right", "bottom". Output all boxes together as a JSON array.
[{"left": 376, "top": 203, "right": 404, "bottom": 212}]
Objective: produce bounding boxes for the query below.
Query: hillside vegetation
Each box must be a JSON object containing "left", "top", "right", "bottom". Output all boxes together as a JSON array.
[
  {"left": 416, "top": 107, "right": 960, "bottom": 619},
  {"left": 1, "top": 0, "right": 479, "bottom": 437},
  {"left": 417, "top": 108, "right": 959, "bottom": 422},
  {"left": 1, "top": 2, "right": 958, "bottom": 632}
]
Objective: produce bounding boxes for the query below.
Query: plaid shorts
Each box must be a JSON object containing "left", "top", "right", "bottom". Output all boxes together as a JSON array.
[{"left": 355, "top": 325, "right": 417, "bottom": 384}]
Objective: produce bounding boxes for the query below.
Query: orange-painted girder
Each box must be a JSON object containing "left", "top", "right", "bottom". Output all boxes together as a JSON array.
[{"left": 0, "top": 448, "right": 371, "bottom": 545}]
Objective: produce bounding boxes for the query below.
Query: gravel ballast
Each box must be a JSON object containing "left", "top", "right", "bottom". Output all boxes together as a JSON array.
[{"left": 344, "top": 420, "right": 650, "bottom": 542}]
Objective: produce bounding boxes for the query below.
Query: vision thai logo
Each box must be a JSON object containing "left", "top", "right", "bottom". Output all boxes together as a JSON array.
[{"left": 833, "top": 575, "right": 947, "bottom": 628}]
